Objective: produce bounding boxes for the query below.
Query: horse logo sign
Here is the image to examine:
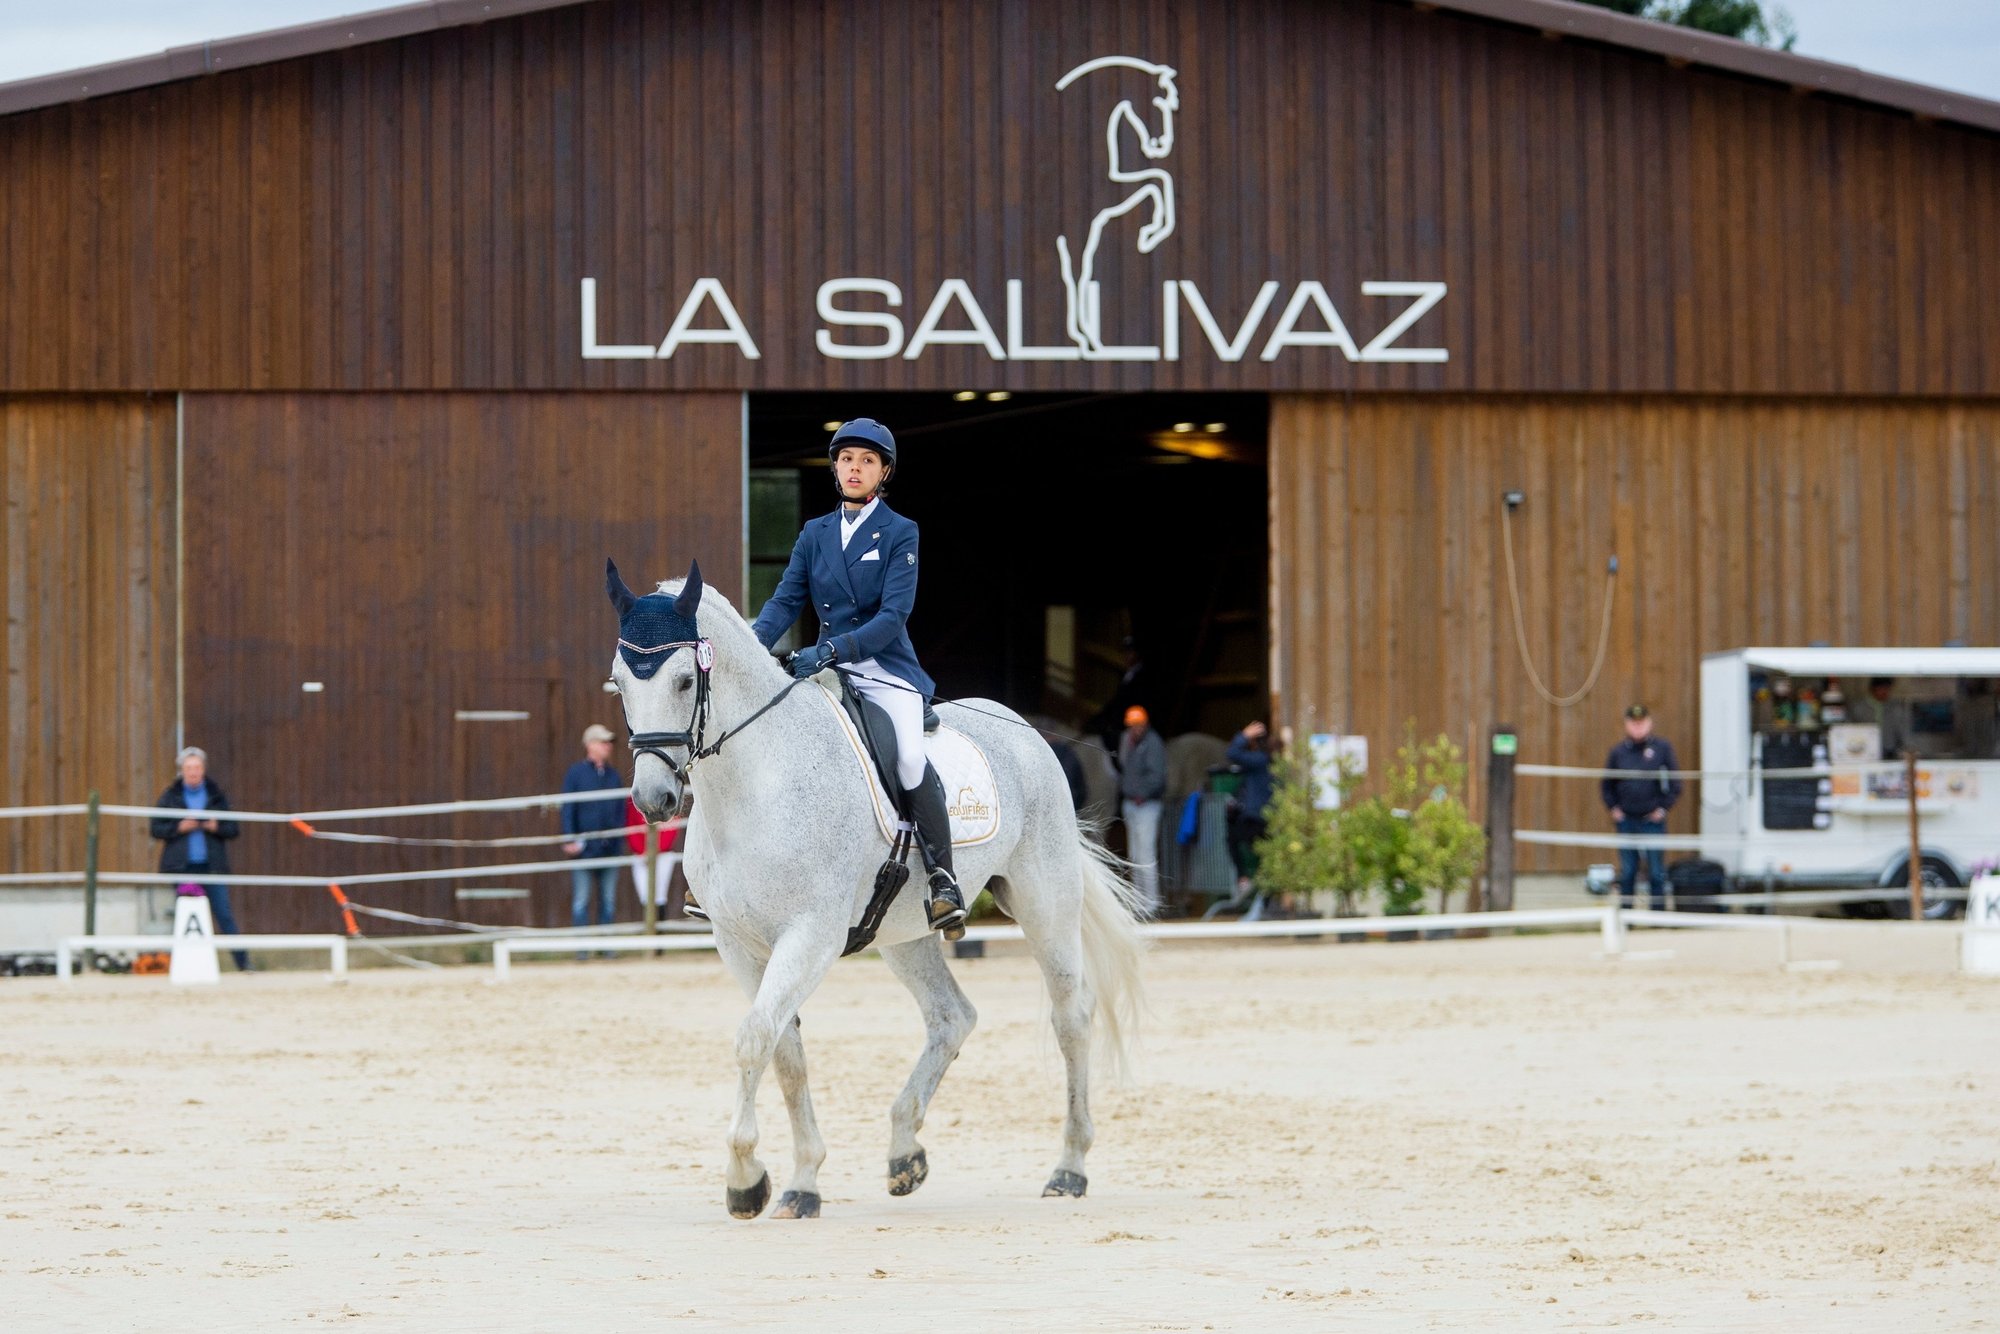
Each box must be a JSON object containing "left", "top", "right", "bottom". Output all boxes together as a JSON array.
[
  {"left": 579, "top": 52, "right": 1450, "bottom": 368},
  {"left": 1054, "top": 56, "right": 1180, "bottom": 359}
]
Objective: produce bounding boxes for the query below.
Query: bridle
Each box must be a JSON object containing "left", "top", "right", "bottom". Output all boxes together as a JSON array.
[
  {"left": 623, "top": 637, "right": 713, "bottom": 789},
  {"left": 622, "top": 636, "right": 806, "bottom": 791}
]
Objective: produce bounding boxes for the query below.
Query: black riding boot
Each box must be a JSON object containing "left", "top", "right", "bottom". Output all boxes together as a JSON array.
[{"left": 906, "top": 765, "right": 968, "bottom": 938}]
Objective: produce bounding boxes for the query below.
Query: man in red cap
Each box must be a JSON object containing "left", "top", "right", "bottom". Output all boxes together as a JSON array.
[{"left": 1117, "top": 705, "right": 1168, "bottom": 914}]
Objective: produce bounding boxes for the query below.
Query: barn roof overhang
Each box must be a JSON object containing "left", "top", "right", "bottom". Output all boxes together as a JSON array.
[{"left": 0, "top": 0, "right": 1996, "bottom": 137}]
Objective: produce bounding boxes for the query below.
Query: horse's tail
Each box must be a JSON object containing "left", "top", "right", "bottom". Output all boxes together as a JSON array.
[{"left": 1076, "top": 830, "right": 1148, "bottom": 1076}]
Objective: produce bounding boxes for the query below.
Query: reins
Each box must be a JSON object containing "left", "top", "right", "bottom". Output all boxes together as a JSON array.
[
  {"left": 627, "top": 639, "right": 808, "bottom": 783},
  {"left": 829, "top": 665, "right": 1117, "bottom": 757},
  {"left": 625, "top": 637, "right": 1114, "bottom": 795}
]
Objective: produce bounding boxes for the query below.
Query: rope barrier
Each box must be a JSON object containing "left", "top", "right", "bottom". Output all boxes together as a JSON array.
[
  {"left": 1516, "top": 829, "right": 1923, "bottom": 852},
  {"left": 292, "top": 819, "right": 678, "bottom": 849},
  {"left": 0, "top": 854, "right": 637, "bottom": 890},
  {"left": 1517, "top": 761, "right": 1918, "bottom": 780},
  {"left": 68, "top": 786, "right": 638, "bottom": 826}
]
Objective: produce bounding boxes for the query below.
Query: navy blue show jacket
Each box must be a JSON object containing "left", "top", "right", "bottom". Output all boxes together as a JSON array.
[{"left": 750, "top": 501, "right": 934, "bottom": 697}]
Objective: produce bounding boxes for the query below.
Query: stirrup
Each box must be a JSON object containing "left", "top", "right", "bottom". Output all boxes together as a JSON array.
[
  {"left": 681, "top": 891, "right": 709, "bottom": 923},
  {"left": 925, "top": 872, "right": 967, "bottom": 940}
]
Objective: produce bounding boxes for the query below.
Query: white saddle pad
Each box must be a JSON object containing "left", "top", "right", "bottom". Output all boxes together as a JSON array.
[{"left": 813, "top": 683, "right": 1000, "bottom": 847}]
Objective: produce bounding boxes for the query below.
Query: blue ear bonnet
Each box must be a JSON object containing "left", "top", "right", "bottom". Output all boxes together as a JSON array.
[
  {"left": 607, "top": 558, "right": 706, "bottom": 681},
  {"left": 617, "top": 595, "right": 699, "bottom": 680}
]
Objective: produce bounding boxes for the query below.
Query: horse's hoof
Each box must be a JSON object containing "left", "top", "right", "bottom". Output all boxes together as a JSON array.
[
  {"left": 770, "top": 1190, "right": 821, "bottom": 1220},
  {"left": 726, "top": 1172, "right": 772, "bottom": 1219},
  {"left": 1041, "top": 1170, "right": 1088, "bottom": 1198},
  {"left": 887, "top": 1149, "right": 930, "bottom": 1197}
]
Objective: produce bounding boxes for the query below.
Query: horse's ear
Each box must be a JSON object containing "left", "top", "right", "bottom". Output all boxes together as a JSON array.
[
  {"left": 606, "top": 558, "right": 637, "bottom": 617},
  {"left": 675, "top": 560, "right": 705, "bottom": 619}
]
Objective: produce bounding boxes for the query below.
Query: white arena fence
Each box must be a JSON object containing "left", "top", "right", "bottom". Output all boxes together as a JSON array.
[
  {"left": 488, "top": 906, "right": 1973, "bottom": 979},
  {"left": 3, "top": 768, "right": 1983, "bottom": 974},
  {"left": 1501, "top": 755, "right": 1979, "bottom": 912},
  {"left": 0, "top": 784, "right": 690, "bottom": 963}
]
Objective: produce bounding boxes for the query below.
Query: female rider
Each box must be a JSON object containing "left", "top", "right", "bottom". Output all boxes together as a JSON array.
[{"left": 749, "top": 418, "right": 967, "bottom": 934}]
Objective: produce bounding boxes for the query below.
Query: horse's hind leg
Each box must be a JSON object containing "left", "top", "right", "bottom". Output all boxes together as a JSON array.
[
  {"left": 767, "top": 1017, "right": 827, "bottom": 1219},
  {"left": 717, "top": 930, "right": 839, "bottom": 1219},
  {"left": 1009, "top": 870, "right": 1095, "bottom": 1198},
  {"left": 880, "top": 936, "right": 978, "bottom": 1197}
]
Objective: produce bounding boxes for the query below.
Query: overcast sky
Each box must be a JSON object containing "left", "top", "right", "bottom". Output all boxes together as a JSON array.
[{"left": 1, "top": 0, "right": 1995, "bottom": 102}]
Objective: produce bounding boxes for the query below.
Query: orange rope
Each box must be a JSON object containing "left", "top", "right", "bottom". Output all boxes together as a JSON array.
[{"left": 326, "top": 883, "right": 360, "bottom": 937}]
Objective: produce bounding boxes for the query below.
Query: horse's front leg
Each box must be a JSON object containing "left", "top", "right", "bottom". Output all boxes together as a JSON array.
[
  {"left": 1136, "top": 179, "right": 1175, "bottom": 253},
  {"left": 766, "top": 1016, "right": 827, "bottom": 1218},
  {"left": 880, "top": 938, "right": 978, "bottom": 1197},
  {"left": 723, "top": 929, "right": 841, "bottom": 1219}
]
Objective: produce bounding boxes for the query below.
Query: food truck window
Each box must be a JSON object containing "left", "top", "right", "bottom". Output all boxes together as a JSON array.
[{"left": 1911, "top": 700, "right": 1954, "bottom": 737}]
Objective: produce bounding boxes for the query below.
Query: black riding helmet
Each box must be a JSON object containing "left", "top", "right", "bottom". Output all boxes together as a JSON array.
[{"left": 828, "top": 418, "right": 897, "bottom": 472}]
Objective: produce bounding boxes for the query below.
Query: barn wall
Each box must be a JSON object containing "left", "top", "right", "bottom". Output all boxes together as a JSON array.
[
  {"left": 0, "top": 0, "right": 1994, "bottom": 394},
  {"left": 1270, "top": 394, "right": 2000, "bottom": 866},
  {"left": 180, "top": 390, "right": 743, "bottom": 933},
  {"left": 0, "top": 395, "right": 179, "bottom": 879}
]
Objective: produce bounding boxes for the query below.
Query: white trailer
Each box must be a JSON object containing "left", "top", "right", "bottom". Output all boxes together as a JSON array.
[{"left": 1699, "top": 647, "right": 2000, "bottom": 916}]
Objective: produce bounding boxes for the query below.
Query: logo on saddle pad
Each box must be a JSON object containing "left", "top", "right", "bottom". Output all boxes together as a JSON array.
[{"left": 948, "top": 786, "right": 991, "bottom": 824}]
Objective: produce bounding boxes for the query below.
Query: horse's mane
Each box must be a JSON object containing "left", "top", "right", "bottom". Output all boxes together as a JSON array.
[{"left": 657, "top": 577, "right": 788, "bottom": 687}]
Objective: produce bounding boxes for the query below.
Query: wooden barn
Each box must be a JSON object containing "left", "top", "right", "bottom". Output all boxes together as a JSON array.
[{"left": 2, "top": 0, "right": 1997, "bottom": 934}]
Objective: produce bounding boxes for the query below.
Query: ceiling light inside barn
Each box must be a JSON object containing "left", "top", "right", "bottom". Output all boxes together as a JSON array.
[
  {"left": 952, "top": 390, "right": 978, "bottom": 402},
  {"left": 1172, "top": 422, "right": 1195, "bottom": 433},
  {"left": 1205, "top": 422, "right": 1227, "bottom": 433},
  {"left": 821, "top": 420, "right": 842, "bottom": 431},
  {"left": 985, "top": 391, "right": 1011, "bottom": 401}
]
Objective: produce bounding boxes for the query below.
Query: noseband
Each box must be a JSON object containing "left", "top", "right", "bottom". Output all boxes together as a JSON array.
[{"left": 624, "top": 638, "right": 713, "bottom": 786}]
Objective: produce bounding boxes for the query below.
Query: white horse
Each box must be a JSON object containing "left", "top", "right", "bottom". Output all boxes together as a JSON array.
[
  {"left": 1055, "top": 55, "right": 1179, "bottom": 357},
  {"left": 606, "top": 560, "right": 1145, "bottom": 1218}
]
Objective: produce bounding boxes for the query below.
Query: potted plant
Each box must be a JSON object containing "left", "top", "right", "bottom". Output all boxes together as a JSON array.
[{"left": 1253, "top": 748, "right": 1337, "bottom": 918}]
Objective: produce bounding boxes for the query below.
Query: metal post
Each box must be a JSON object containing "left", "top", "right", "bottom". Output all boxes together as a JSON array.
[
  {"left": 1484, "top": 726, "right": 1517, "bottom": 912},
  {"left": 84, "top": 790, "right": 101, "bottom": 973},
  {"left": 1905, "top": 750, "right": 1923, "bottom": 921},
  {"left": 643, "top": 822, "right": 660, "bottom": 936}
]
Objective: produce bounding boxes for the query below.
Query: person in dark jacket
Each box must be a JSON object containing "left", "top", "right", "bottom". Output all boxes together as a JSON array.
[
  {"left": 1039, "top": 723, "right": 1090, "bottom": 816},
  {"left": 1224, "top": 721, "right": 1274, "bottom": 893},
  {"left": 1117, "top": 706, "right": 1169, "bottom": 913},
  {"left": 562, "top": 725, "right": 628, "bottom": 938},
  {"left": 150, "top": 746, "right": 248, "bottom": 970},
  {"left": 1601, "top": 705, "right": 1682, "bottom": 910}
]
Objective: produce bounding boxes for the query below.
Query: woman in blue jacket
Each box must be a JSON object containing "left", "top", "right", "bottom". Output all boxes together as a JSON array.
[{"left": 749, "top": 418, "right": 966, "bottom": 934}]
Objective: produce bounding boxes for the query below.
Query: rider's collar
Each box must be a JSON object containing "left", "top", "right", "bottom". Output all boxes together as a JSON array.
[{"left": 616, "top": 592, "right": 704, "bottom": 680}]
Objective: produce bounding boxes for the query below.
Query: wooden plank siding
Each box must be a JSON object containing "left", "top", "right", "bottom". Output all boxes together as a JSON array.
[
  {"left": 178, "top": 390, "right": 742, "bottom": 934},
  {"left": 1269, "top": 394, "right": 2000, "bottom": 868},
  {"left": 0, "top": 0, "right": 1994, "bottom": 395},
  {"left": 0, "top": 396, "right": 177, "bottom": 880}
]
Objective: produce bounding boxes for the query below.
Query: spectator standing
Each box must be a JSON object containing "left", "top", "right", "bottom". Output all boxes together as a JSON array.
[
  {"left": 625, "top": 798, "right": 685, "bottom": 918},
  {"left": 1224, "top": 720, "right": 1274, "bottom": 896},
  {"left": 149, "top": 747, "right": 248, "bottom": 971},
  {"left": 1090, "top": 637, "right": 1151, "bottom": 751},
  {"left": 1849, "top": 677, "right": 1908, "bottom": 757},
  {"left": 1041, "top": 723, "right": 1089, "bottom": 815},
  {"left": 562, "top": 725, "right": 627, "bottom": 943},
  {"left": 1117, "top": 705, "right": 1168, "bottom": 913},
  {"left": 1600, "top": 705, "right": 1682, "bottom": 910}
]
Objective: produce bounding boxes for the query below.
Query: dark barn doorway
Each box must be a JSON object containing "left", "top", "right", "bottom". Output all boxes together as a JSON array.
[{"left": 747, "top": 393, "right": 1270, "bottom": 749}]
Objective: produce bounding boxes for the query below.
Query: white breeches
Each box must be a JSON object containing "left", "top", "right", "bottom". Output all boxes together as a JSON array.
[
  {"left": 845, "top": 660, "right": 929, "bottom": 791},
  {"left": 630, "top": 852, "right": 682, "bottom": 907}
]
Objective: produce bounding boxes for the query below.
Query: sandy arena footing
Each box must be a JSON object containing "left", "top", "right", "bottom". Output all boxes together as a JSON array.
[{"left": 3, "top": 927, "right": 1995, "bottom": 1331}]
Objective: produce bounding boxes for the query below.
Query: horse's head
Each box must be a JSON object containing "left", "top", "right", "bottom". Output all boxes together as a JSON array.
[
  {"left": 1148, "top": 67, "right": 1179, "bottom": 154},
  {"left": 606, "top": 557, "right": 708, "bottom": 822}
]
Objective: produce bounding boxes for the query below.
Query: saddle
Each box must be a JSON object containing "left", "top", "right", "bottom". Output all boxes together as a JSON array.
[{"left": 836, "top": 676, "right": 941, "bottom": 802}]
